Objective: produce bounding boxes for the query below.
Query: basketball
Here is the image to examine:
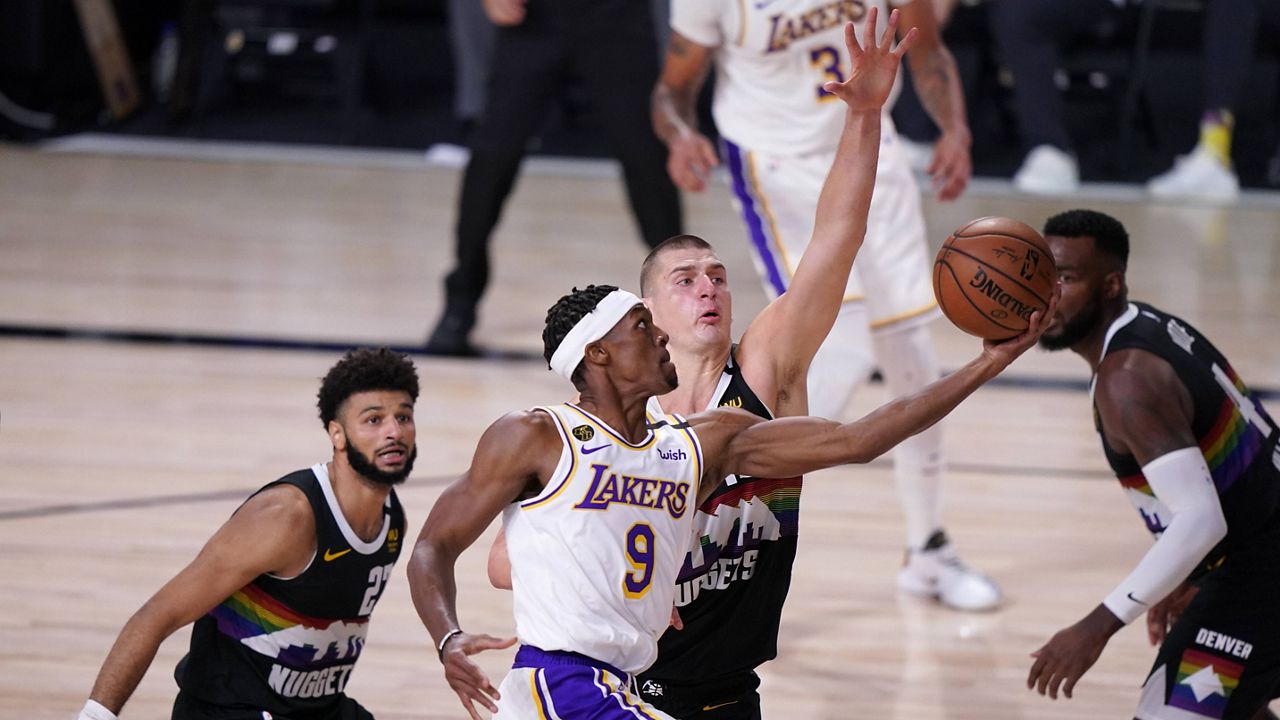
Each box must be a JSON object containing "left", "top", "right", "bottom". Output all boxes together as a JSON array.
[{"left": 933, "top": 216, "right": 1056, "bottom": 340}]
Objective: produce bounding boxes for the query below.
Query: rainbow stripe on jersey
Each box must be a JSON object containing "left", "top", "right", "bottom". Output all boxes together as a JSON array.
[
  {"left": 210, "top": 583, "right": 368, "bottom": 669},
  {"left": 1200, "top": 365, "right": 1267, "bottom": 493}
]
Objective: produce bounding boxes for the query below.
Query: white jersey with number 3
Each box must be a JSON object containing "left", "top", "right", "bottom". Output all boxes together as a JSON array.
[
  {"left": 502, "top": 401, "right": 703, "bottom": 674},
  {"left": 673, "top": 0, "right": 902, "bottom": 155}
]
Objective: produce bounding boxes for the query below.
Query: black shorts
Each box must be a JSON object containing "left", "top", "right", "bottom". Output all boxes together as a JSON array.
[
  {"left": 636, "top": 672, "right": 762, "bottom": 720},
  {"left": 171, "top": 691, "right": 374, "bottom": 720},
  {"left": 1137, "top": 552, "right": 1280, "bottom": 719}
]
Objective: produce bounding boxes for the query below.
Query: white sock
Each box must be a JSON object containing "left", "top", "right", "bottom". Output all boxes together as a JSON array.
[{"left": 873, "top": 324, "right": 945, "bottom": 549}]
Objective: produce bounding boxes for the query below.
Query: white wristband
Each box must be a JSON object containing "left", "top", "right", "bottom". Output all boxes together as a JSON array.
[{"left": 78, "top": 699, "right": 118, "bottom": 720}]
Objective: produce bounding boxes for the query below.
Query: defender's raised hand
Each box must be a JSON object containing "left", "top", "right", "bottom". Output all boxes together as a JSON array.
[{"left": 822, "top": 8, "right": 918, "bottom": 113}]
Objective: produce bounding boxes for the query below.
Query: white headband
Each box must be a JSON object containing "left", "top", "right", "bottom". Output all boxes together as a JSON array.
[{"left": 549, "top": 289, "right": 643, "bottom": 381}]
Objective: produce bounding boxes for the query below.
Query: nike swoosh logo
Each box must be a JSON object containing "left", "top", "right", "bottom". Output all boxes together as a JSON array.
[
  {"left": 1127, "top": 592, "right": 1148, "bottom": 606},
  {"left": 581, "top": 444, "right": 610, "bottom": 455},
  {"left": 324, "top": 548, "right": 352, "bottom": 562},
  {"left": 703, "top": 701, "right": 738, "bottom": 711}
]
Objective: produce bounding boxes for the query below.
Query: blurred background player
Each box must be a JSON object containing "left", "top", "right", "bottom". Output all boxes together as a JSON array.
[
  {"left": 1145, "top": 0, "right": 1280, "bottom": 202},
  {"left": 652, "top": 0, "right": 1001, "bottom": 611},
  {"left": 1027, "top": 209, "right": 1280, "bottom": 717},
  {"left": 77, "top": 348, "right": 417, "bottom": 720}
]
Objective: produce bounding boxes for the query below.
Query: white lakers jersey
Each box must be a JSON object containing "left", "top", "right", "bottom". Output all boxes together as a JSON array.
[
  {"left": 502, "top": 401, "right": 704, "bottom": 674},
  {"left": 673, "top": 0, "right": 902, "bottom": 155}
]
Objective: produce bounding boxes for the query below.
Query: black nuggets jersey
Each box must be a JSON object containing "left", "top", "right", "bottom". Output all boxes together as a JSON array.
[
  {"left": 175, "top": 464, "right": 405, "bottom": 716},
  {"left": 1095, "top": 303, "right": 1280, "bottom": 578},
  {"left": 642, "top": 347, "right": 802, "bottom": 684}
]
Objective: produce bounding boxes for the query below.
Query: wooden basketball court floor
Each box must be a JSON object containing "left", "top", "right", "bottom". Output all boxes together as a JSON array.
[{"left": 1, "top": 137, "right": 1278, "bottom": 719}]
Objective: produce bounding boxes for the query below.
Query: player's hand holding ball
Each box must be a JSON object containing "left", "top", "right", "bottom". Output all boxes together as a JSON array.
[{"left": 933, "top": 216, "right": 1059, "bottom": 367}]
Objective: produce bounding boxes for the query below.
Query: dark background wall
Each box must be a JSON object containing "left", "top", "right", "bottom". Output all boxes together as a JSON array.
[{"left": 1, "top": 0, "right": 1276, "bottom": 188}]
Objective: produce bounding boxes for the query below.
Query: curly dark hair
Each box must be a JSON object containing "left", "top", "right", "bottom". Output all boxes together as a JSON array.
[
  {"left": 542, "top": 284, "right": 619, "bottom": 379},
  {"left": 1043, "top": 209, "right": 1129, "bottom": 269},
  {"left": 317, "top": 347, "right": 419, "bottom": 426}
]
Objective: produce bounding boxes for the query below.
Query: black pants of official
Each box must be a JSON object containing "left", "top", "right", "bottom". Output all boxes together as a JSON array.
[{"left": 442, "top": 0, "right": 682, "bottom": 316}]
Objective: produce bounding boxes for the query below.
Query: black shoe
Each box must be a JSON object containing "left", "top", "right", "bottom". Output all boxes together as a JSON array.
[{"left": 425, "top": 312, "right": 479, "bottom": 357}]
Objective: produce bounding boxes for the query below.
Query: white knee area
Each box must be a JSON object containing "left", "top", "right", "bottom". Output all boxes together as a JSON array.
[
  {"left": 805, "top": 303, "right": 875, "bottom": 420},
  {"left": 873, "top": 324, "right": 945, "bottom": 548}
]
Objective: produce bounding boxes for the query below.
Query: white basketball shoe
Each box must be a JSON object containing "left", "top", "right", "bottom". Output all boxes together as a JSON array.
[
  {"left": 897, "top": 529, "right": 1003, "bottom": 612},
  {"left": 1147, "top": 145, "right": 1240, "bottom": 203},
  {"left": 1012, "top": 145, "right": 1080, "bottom": 195}
]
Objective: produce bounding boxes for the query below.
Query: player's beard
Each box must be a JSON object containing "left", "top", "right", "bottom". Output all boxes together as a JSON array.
[
  {"left": 346, "top": 443, "right": 416, "bottom": 487},
  {"left": 1039, "top": 293, "right": 1103, "bottom": 352}
]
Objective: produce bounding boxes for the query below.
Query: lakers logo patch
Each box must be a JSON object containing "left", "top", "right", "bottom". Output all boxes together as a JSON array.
[{"left": 571, "top": 424, "right": 595, "bottom": 442}]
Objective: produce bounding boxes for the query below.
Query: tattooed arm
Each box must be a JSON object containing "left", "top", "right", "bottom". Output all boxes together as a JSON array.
[{"left": 898, "top": 0, "right": 971, "bottom": 201}]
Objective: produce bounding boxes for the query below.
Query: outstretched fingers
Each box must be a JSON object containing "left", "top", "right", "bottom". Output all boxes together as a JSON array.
[
  {"left": 844, "top": 17, "right": 864, "bottom": 58},
  {"left": 893, "top": 26, "right": 919, "bottom": 58}
]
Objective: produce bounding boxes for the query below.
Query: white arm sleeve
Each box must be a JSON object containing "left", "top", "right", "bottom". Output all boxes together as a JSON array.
[
  {"left": 77, "top": 700, "right": 118, "bottom": 720},
  {"left": 1102, "top": 447, "right": 1228, "bottom": 624}
]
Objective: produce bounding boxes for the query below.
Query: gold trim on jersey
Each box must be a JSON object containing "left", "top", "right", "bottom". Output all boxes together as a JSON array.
[
  {"left": 521, "top": 408, "right": 579, "bottom": 510},
  {"left": 869, "top": 299, "right": 940, "bottom": 330},
  {"left": 565, "top": 403, "right": 658, "bottom": 450},
  {"left": 672, "top": 415, "right": 703, "bottom": 502}
]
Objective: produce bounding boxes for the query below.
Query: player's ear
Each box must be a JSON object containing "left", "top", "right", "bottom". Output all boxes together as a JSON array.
[
  {"left": 584, "top": 340, "right": 609, "bottom": 367},
  {"left": 1102, "top": 271, "right": 1125, "bottom": 301},
  {"left": 328, "top": 419, "right": 347, "bottom": 451}
]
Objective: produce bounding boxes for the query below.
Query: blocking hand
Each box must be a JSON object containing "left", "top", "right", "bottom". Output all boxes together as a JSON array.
[{"left": 822, "top": 8, "right": 919, "bottom": 114}]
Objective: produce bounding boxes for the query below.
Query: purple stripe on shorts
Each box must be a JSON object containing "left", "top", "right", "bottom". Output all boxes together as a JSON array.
[
  {"left": 723, "top": 139, "right": 788, "bottom": 297},
  {"left": 513, "top": 645, "right": 628, "bottom": 683}
]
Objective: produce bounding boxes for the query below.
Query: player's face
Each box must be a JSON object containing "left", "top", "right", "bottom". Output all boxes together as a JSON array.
[
  {"left": 600, "top": 305, "right": 678, "bottom": 394},
  {"left": 1040, "top": 235, "right": 1106, "bottom": 351},
  {"left": 335, "top": 390, "right": 417, "bottom": 486},
  {"left": 645, "top": 247, "right": 733, "bottom": 352}
]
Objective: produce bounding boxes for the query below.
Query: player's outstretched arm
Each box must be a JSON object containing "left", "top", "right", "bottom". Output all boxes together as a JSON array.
[
  {"left": 1028, "top": 349, "right": 1224, "bottom": 701},
  {"left": 898, "top": 0, "right": 970, "bottom": 201},
  {"left": 652, "top": 31, "right": 719, "bottom": 192},
  {"left": 408, "top": 411, "right": 555, "bottom": 720},
  {"left": 742, "top": 11, "right": 917, "bottom": 381},
  {"left": 697, "top": 294, "right": 1054, "bottom": 489},
  {"left": 82, "top": 486, "right": 316, "bottom": 719}
]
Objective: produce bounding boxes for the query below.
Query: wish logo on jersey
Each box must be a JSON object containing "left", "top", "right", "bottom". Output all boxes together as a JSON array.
[
  {"left": 573, "top": 462, "right": 691, "bottom": 518},
  {"left": 673, "top": 476, "right": 800, "bottom": 605}
]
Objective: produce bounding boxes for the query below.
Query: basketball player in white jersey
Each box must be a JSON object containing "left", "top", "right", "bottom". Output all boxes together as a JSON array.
[
  {"left": 652, "top": 0, "right": 994, "bottom": 611},
  {"left": 408, "top": 271, "right": 1055, "bottom": 716}
]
